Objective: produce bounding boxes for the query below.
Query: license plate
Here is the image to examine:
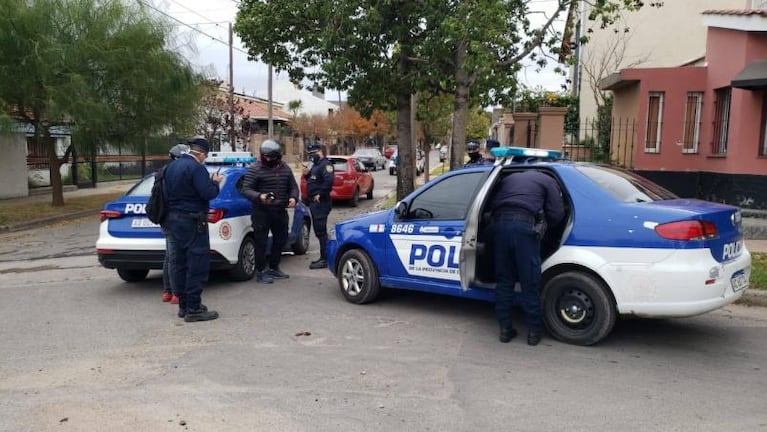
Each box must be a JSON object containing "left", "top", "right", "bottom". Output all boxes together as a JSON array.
[
  {"left": 131, "top": 218, "right": 159, "bottom": 228},
  {"left": 730, "top": 269, "right": 748, "bottom": 293}
]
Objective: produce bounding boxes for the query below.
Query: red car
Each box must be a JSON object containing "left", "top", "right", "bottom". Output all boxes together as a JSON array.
[
  {"left": 384, "top": 145, "right": 398, "bottom": 159},
  {"left": 300, "top": 156, "right": 374, "bottom": 207}
]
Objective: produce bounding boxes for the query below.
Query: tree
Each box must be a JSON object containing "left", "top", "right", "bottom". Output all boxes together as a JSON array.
[
  {"left": 0, "top": 0, "right": 203, "bottom": 206},
  {"left": 196, "top": 80, "right": 247, "bottom": 150}
]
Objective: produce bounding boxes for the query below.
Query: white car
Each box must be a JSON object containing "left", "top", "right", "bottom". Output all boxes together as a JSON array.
[
  {"left": 388, "top": 149, "right": 425, "bottom": 176},
  {"left": 96, "top": 153, "right": 312, "bottom": 282}
]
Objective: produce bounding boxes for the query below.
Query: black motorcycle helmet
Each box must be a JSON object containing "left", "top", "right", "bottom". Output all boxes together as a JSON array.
[
  {"left": 260, "top": 139, "right": 282, "bottom": 166},
  {"left": 467, "top": 141, "right": 480, "bottom": 153}
]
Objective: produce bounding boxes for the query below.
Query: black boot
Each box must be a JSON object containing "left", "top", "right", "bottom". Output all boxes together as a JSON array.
[
  {"left": 309, "top": 258, "right": 328, "bottom": 269},
  {"left": 499, "top": 327, "right": 518, "bottom": 343},
  {"left": 527, "top": 330, "right": 543, "bottom": 346}
]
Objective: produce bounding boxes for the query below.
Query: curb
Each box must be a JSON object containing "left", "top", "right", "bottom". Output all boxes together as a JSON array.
[
  {"left": 735, "top": 289, "right": 767, "bottom": 308},
  {"left": 0, "top": 209, "right": 99, "bottom": 233}
]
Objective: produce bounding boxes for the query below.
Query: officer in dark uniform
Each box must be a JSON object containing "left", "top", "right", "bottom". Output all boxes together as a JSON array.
[
  {"left": 490, "top": 169, "right": 565, "bottom": 345},
  {"left": 464, "top": 141, "right": 488, "bottom": 167},
  {"left": 163, "top": 137, "right": 221, "bottom": 322},
  {"left": 161, "top": 143, "right": 189, "bottom": 305},
  {"left": 240, "top": 139, "right": 299, "bottom": 283},
  {"left": 304, "top": 143, "right": 334, "bottom": 269}
]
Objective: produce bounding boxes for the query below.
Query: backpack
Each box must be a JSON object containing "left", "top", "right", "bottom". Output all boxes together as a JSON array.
[{"left": 146, "top": 165, "right": 168, "bottom": 225}]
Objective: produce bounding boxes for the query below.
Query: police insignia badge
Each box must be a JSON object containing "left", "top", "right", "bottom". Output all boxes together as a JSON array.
[{"left": 326, "top": 165, "right": 333, "bottom": 173}]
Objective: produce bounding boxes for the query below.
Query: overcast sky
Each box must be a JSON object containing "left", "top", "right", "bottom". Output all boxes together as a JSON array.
[{"left": 152, "top": 0, "right": 568, "bottom": 101}]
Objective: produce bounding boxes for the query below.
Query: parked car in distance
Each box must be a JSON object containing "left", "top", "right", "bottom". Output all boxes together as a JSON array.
[
  {"left": 384, "top": 145, "right": 398, "bottom": 160},
  {"left": 327, "top": 146, "right": 751, "bottom": 346},
  {"left": 388, "top": 149, "right": 425, "bottom": 176},
  {"left": 352, "top": 148, "right": 387, "bottom": 171},
  {"left": 301, "top": 156, "right": 374, "bottom": 207},
  {"left": 96, "top": 152, "right": 311, "bottom": 283}
]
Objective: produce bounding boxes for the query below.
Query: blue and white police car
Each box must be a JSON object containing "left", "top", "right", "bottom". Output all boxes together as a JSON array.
[
  {"left": 326, "top": 147, "right": 752, "bottom": 345},
  {"left": 96, "top": 152, "right": 311, "bottom": 282}
]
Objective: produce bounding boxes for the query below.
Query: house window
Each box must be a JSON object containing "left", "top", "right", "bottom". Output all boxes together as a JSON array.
[
  {"left": 644, "top": 92, "right": 664, "bottom": 153},
  {"left": 712, "top": 87, "right": 731, "bottom": 155},
  {"left": 682, "top": 92, "right": 703, "bottom": 154}
]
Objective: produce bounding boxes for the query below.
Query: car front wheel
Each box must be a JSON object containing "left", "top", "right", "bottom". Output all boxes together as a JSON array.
[
  {"left": 291, "top": 220, "right": 311, "bottom": 255},
  {"left": 117, "top": 268, "right": 149, "bottom": 282},
  {"left": 228, "top": 235, "right": 256, "bottom": 281},
  {"left": 337, "top": 249, "right": 381, "bottom": 304},
  {"left": 543, "top": 271, "right": 616, "bottom": 346}
]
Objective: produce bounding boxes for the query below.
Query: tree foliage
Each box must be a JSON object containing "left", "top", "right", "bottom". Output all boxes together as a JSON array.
[{"left": 0, "top": 0, "right": 203, "bottom": 205}]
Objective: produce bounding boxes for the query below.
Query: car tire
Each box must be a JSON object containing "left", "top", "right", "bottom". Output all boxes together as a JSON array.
[
  {"left": 366, "top": 182, "right": 374, "bottom": 200},
  {"left": 337, "top": 249, "right": 381, "bottom": 304},
  {"left": 350, "top": 188, "right": 359, "bottom": 207},
  {"left": 291, "top": 220, "right": 311, "bottom": 255},
  {"left": 371, "top": 164, "right": 376, "bottom": 172},
  {"left": 542, "top": 271, "right": 617, "bottom": 346},
  {"left": 228, "top": 235, "right": 256, "bottom": 281},
  {"left": 389, "top": 167, "right": 395, "bottom": 176},
  {"left": 117, "top": 268, "right": 149, "bottom": 282}
]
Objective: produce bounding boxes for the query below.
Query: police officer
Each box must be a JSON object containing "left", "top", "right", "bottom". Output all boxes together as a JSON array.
[
  {"left": 464, "top": 141, "right": 488, "bottom": 167},
  {"left": 490, "top": 169, "right": 564, "bottom": 345},
  {"left": 163, "top": 137, "right": 222, "bottom": 322},
  {"left": 161, "top": 143, "right": 189, "bottom": 305},
  {"left": 240, "top": 139, "right": 299, "bottom": 283},
  {"left": 304, "top": 143, "right": 334, "bottom": 269}
]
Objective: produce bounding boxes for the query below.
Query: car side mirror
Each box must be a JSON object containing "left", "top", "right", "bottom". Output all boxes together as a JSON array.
[{"left": 394, "top": 201, "right": 408, "bottom": 217}]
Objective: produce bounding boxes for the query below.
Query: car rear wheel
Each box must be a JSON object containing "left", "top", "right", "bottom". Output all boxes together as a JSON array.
[
  {"left": 366, "top": 182, "right": 374, "bottom": 200},
  {"left": 228, "top": 235, "right": 256, "bottom": 281},
  {"left": 292, "top": 220, "right": 311, "bottom": 255},
  {"left": 543, "top": 271, "right": 616, "bottom": 346},
  {"left": 349, "top": 188, "right": 359, "bottom": 207},
  {"left": 389, "top": 167, "right": 395, "bottom": 176},
  {"left": 337, "top": 249, "right": 380, "bottom": 304},
  {"left": 117, "top": 268, "right": 149, "bottom": 282}
]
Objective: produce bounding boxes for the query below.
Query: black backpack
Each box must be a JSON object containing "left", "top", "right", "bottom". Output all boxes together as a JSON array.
[{"left": 146, "top": 165, "right": 168, "bottom": 225}]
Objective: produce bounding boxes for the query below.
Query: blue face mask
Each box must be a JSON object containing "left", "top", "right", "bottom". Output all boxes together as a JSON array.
[{"left": 310, "top": 154, "right": 321, "bottom": 164}]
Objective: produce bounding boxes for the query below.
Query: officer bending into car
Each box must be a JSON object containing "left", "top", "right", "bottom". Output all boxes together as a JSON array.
[
  {"left": 464, "top": 141, "right": 489, "bottom": 167},
  {"left": 163, "top": 137, "right": 222, "bottom": 322},
  {"left": 240, "top": 139, "right": 299, "bottom": 283},
  {"left": 160, "top": 143, "right": 189, "bottom": 305},
  {"left": 303, "top": 143, "right": 334, "bottom": 270},
  {"left": 490, "top": 169, "right": 564, "bottom": 346}
]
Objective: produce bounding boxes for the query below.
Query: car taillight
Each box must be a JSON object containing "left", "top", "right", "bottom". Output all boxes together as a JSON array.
[
  {"left": 99, "top": 210, "right": 122, "bottom": 222},
  {"left": 654, "top": 220, "right": 718, "bottom": 240},
  {"left": 208, "top": 209, "right": 225, "bottom": 224}
]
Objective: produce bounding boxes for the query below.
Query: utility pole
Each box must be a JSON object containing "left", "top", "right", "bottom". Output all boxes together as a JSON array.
[
  {"left": 267, "top": 65, "right": 274, "bottom": 139},
  {"left": 228, "top": 22, "right": 236, "bottom": 150}
]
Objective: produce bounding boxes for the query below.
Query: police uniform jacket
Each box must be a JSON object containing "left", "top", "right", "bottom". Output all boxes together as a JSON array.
[
  {"left": 305, "top": 157, "right": 335, "bottom": 199},
  {"left": 240, "top": 160, "right": 299, "bottom": 210},
  {"left": 464, "top": 156, "right": 489, "bottom": 168},
  {"left": 164, "top": 154, "right": 219, "bottom": 214},
  {"left": 491, "top": 170, "right": 565, "bottom": 227}
]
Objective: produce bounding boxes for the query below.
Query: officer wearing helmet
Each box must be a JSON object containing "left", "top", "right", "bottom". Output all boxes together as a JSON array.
[
  {"left": 160, "top": 143, "right": 189, "bottom": 305},
  {"left": 240, "top": 139, "right": 299, "bottom": 283},
  {"left": 464, "top": 141, "right": 488, "bottom": 168},
  {"left": 303, "top": 143, "right": 334, "bottom": 269}
]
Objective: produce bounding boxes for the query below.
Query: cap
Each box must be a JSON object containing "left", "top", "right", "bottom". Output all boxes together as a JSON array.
[
  {"left": 307, "top": 143, "right": 323, "bottom": 154},
  {"left": 186, "top": 136, "right": 210, "bottom": 154},
  {"left": 467, "top": 141, "right": 480, "bottom": 152},
  {"left": 486, "top": 139, "right": 500, "bottom": 149},
  {"left": 169, "top": 144, "right": 189, "bottom": 160}
]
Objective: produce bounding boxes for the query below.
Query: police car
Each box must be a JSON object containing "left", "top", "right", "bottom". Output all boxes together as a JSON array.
[
  {"left": 326, "top": 147, "right": 752, "bottom": 346},
  {"left": 97, "top": 152, "right": 312, "bottom": 282}
]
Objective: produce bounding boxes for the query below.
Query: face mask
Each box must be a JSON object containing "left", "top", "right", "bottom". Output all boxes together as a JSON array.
[
  {"left": 468, "top": 152, "right": 481, "bottom": 162},
  {"left": 310, "top": 154, "right": 321, "bottom": 164},
  {"left": 261, "top": 156, "right": 279, "bottom": 167}
]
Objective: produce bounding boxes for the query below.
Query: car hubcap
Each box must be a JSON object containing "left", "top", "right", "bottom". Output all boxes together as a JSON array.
[
  {"left": 340, "top": 258, "right": 365, "bottom": 296},
  {"left": 301, "top": 223, "right": 310, "bottom": 249},
  {"left": 243, "top": 240, "right": 256, "bottom": 276},
  {"left": 556, "top": 289, "right": 594, "bottom": 328}
]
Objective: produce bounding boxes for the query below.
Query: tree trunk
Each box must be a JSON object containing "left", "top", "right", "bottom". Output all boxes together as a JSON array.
[
  {"left": 396, "top": 91, "right": 414, "bottom": 201},
  {"left": 44, "top": 125, "right": 65, "bottom": 207},
  {"left": 450, "top": 41, "right": 469, "bottom": 171}
]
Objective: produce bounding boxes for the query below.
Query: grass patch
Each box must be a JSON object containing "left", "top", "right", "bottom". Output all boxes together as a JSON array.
[
  {"left": 0, "top": 192, "right": 123, "bottom": 226},
  {"left": 751, "top": 252, "right": 767, "bottom": 291}
]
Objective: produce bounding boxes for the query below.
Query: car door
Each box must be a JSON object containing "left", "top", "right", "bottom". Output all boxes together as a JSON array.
[{"left": 384, "top": 170, "right": 488, "bottom": 294}]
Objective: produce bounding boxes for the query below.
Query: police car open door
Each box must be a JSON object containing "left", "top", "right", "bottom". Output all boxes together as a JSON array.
[{"left": 460, "top": 166, "right": 503, "bottom": 291}]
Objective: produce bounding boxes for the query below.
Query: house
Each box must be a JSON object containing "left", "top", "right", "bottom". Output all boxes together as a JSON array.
[
  {"left": 257, "top": 80, "right": 340, "bottom": 117},
  {"left": 601, "top": 8, "right": 767, "bottom": 209},
  {"left": 574, "top": 0, "right": 745, "bottom": 121}
]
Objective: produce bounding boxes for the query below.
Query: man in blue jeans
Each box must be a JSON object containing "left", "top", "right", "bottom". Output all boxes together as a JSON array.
[
  {"left": 163, "top": 137, "right": 222, "bottom": 322},
  {"left": 490, "top": 169, "right": 564, "bottom": 345}
]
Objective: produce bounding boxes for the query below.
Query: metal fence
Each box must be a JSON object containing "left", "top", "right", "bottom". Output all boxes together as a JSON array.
[{"left": 564, "top": 117, "right": 637, "bottom": 169}]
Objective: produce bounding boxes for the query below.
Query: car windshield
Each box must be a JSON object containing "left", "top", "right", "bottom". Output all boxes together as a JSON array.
[
  {"left": 353, "top": 149, "right": 377, "bottom": 156},
  {"left": 576, "top": 165, "right": 678, "bottom": 203}
]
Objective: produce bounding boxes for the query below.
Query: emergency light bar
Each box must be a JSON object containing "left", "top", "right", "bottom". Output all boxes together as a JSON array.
[
  {"left": 490, "top": 146, "right": 563, "bottom": 160},
  {"left": 205, "top": 151, "right": 255, "bottom": 165}
]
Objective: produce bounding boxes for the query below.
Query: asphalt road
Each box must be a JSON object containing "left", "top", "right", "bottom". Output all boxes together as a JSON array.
[{"left": 1, "top": 164, "right": 766, "bottom": 432}]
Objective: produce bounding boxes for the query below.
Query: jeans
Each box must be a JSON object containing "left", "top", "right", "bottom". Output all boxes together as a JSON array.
[
  {"left": 167, "top": 212, "right": 210, "bottom": 312},
  {"left": 493, "top": 219, "right": 543, "bottom": 332},
  {"left": 252, "top": 208, "right": 289, "bottom": 271},
  {"left": 161, "top": 229, "right": 177, "bottom": 295}
]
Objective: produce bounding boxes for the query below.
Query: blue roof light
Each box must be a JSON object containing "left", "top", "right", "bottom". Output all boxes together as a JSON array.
[
  {"left": 205, "top": 151, "right": 255, "bottom": 165},
  {"left": 490, "top": 146, "right": 562, "bottom": 160}
]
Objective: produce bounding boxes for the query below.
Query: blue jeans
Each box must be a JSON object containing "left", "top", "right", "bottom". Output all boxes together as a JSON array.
[
  {"left": 167, "top": 212, "right": 210, "bottom": 312},
  {"left": 493, "top": 219, "right": 543, "bottom": 332},
  {"left": 162, "top": 229, "right": 177, "bottom": 295}
]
